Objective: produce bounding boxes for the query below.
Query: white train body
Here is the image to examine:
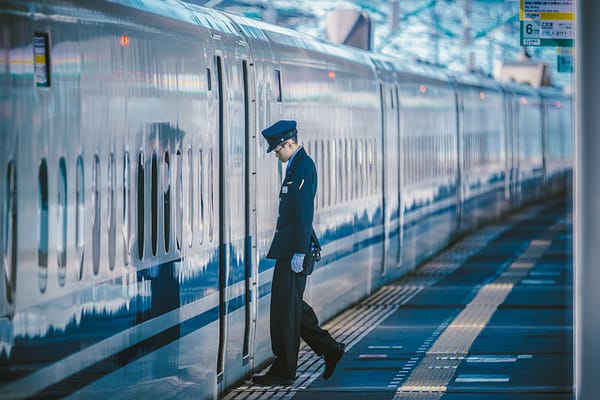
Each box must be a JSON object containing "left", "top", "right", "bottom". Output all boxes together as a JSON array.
[{"left": 0, "top": 1, "right": 572, "bottom": 398}]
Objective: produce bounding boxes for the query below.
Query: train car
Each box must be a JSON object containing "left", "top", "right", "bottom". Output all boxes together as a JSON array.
[{"left": 0, "top": 0, "right": 572, "bottom": 399}]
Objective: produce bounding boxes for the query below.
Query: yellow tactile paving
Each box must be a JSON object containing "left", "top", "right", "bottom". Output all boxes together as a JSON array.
[{"left": 394, "top": 231, "right": 557, "bottom": 399}]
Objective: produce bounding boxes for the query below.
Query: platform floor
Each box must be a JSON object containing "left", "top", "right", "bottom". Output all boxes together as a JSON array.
[{"left": 224, "top": 198, "right": 572, "bottom": 400}]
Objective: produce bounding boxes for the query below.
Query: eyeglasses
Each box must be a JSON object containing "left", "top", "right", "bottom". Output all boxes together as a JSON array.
[{"left": 274, "top": 140, "right": 288, "bottom": 153}]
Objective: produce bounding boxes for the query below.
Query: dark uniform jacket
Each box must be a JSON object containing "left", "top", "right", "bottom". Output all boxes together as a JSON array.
[{"left": 267, "top": 147, "right": 317, "bottom": 260}]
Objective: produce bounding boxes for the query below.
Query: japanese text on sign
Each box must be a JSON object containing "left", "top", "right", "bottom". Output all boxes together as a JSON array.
[{"left": 520, "top": 0, "right": 574, "bottom": 47}]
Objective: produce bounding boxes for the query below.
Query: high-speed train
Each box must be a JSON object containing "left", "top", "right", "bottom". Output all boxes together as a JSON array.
[{"left": 0, "top": 0, "right": 572, "bottom": 398}]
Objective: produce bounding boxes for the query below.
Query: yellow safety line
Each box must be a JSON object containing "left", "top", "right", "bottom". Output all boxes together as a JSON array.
[{"left": 394, "top": 239, "right": 552, "bottom": 398}]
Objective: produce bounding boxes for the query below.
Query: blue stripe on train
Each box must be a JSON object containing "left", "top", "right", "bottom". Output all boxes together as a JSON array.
[{"left": 1, "top": 195, "right": 465, "bottom": 396}]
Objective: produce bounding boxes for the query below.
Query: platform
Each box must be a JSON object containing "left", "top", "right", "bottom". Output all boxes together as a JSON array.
[{"left": 224, "top": 198, "right": 572, "bottom": 400}]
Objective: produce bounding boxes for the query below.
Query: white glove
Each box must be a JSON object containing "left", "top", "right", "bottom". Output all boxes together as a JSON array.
[{"left": 291, "top": 253, "right": 305, "bottom": 273}]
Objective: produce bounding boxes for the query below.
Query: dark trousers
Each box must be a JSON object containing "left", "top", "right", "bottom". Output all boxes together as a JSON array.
[{"left": 269, "top": 258, "right": 338, "bottom": 379}]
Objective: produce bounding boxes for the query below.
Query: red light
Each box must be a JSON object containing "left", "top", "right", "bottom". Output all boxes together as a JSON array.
[
  {"left": 419, "top": 84, "right": 426, "bottom": 94},
  {"left": 328, "top": 71, "right": 335, "bottom": 79},
  {"left": 120, "top": 35, "right": 129, "bottom": 47},
  {"left": 520, "top": 96, "right": 528, "bottom": 105},
  {"left": 479, "top": 91, "right": 486, "bottom": 100},
  {"left": 555, "top": 100, "right": 562, "bottom": 108}
]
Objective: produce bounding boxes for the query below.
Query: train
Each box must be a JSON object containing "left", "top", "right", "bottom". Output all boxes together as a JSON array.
[{"left": 0, "top": 0, "right": 572, "bottom": 398}]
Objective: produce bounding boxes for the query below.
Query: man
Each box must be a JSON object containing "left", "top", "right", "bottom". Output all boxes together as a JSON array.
[{"left": 252, "top": 120, "right": 345, "bottom": 386}]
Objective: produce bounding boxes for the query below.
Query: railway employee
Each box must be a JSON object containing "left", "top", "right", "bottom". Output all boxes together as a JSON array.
[{"left": 252, "top": 120, "right": 345, "bottom": 386}]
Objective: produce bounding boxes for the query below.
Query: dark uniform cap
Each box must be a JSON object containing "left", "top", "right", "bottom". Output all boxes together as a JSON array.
[{"left": 261, "top": 120, "right": 297, "bottom": 153}]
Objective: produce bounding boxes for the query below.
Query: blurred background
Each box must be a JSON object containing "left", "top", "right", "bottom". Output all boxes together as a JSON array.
[{"left": 187, "top": 0, "right": 573, "bottom": 90}]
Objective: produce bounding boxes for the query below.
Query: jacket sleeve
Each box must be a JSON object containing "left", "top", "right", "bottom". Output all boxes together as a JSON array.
[{"left": 293, "top": 160, "right": 316, "bottom": 254}]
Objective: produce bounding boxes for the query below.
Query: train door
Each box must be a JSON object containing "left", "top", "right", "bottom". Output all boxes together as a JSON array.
[
  {"left": 215, "top": 49, "right": 257, "bottom": 390},
  {"left": 394, "top": 85, "right": 404, "bottom": 267},
  {"left": 505, "top": 92, "right": 520, "bottom": 209},
  {"left": 454, "top": 88, "right": 465, "bottom": 232},
  {"left": 380, "top": 80, "right": 400, "bottom": 277}
]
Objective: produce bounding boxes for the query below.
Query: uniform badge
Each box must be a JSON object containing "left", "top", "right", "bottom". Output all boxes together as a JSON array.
[{"left": 282, "top": 186, "right": 288, "bottom": 194}]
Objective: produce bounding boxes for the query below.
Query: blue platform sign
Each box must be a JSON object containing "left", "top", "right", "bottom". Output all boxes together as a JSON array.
[{"left": 557, "top": 47, "right": 574, "bottom": 73}]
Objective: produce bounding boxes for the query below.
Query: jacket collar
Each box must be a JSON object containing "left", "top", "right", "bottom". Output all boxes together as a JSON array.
[{"left": 285, "top": 146, "right": 306, "bottom": 178}]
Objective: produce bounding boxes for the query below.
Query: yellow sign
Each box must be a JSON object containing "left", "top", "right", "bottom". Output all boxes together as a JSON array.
[{"left": 520, "top": 0, "right": 575, "bottom": 47}]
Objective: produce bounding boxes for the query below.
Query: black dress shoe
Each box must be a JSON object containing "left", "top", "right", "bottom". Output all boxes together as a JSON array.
[
  {"left": 252, "top": 372, "right": 294, "bottom": 386},
  {"left": 323, "top": 342, "right": 345, "bottom": 380}
]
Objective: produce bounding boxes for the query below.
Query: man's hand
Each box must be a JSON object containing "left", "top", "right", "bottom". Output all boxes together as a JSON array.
[{"left": 291, "top": 253, "right": 305, "bottom": 273}]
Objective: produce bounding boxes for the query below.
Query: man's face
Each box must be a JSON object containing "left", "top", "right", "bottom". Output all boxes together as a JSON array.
[{"left": 274, "top": 140, "right": 294, "bottom": 162}]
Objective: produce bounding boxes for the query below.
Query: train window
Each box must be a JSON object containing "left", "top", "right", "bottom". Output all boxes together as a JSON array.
[
  {"left": 164, "top": 151, "right": 171, "bottom": 253},
  {"left": 122, "top": 152, "right": 131, "bottom": 266},
  {"left": 345, "top": 139, "right": 350, "bottom": 203},
  {"left": 5, "top": 161, "right": 17, "bottom": 302},
  {"left": 275, "top": 69, "right": 282, "bottom": 102},
  {"left": 187, "top": 148, "right": 193, "bottom": 248},
  {"left": 349, "top": 139, "right": 355, "bottom": 201},
  {"left": 331, "top": 140, "right": 337, "bottom": 205},
  {"left": 57, "top": 157, "right": 67, "bottom": 285},
  {"left": 324, "top": 140, "right": 328, "bottom": 206},
  {"left": 92, "top": 154, "right": 101, "bottom": 275},
  {"left": 317, "top": 140, "right": 321, "bottom": 208},
  {"left": 151, "top": 151, "right": 158, "bottom": 257},
  {"left": 207, "top": 68, "right": 212, "bottom": 91},
  {"left": 338, "top": 139, "right": 343, "bottom": 204},
  {"left": 108, "top": 153, "right": 116, "bottom": 270},
  {"left": 176, "top": 149, "right": 182, "bottom": 251},
  {"left": 38, "top": 159, "right": 48, "bottom": 293},
  {"left": 367, "top": 140, "right": 375, "bottom": 194},
  {"left": 76, "top": 156, "right": 85, "bottom": 279},
  {"left": 355, "top": 139, "right": 365, "bottom": 199},
  {"left": 137, "top": 152, "right": 145, "bottom": 260},
  {"left": 198, "top": 149, "right": 204, "bottom": 244},
  {"left": 208, "top": 149, "right": 214, "bottom": 242},
  {"left": 363, "top": 139, "right": 368, "bottom": 195}
]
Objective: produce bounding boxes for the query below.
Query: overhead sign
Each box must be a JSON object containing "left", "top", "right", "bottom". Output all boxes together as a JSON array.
[{"left": 520, "top": 0, "right": 575, "bottom": 47}]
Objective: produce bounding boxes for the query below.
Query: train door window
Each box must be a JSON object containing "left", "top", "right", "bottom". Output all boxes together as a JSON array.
[
  {"left": 176, "top": 149, "right": 182, "bottom": 251},
  {"left": 5, "top": 161, "right": 17, "bottom": 302},
  {"left": 275, "top": 69, "right": 282, "bottom": 102},
  {"left": 122, "top": 152, "right": 131, "bottom": 266},
  {"left": 187, "top": 148, "right": 193, "bottom": 248},
  {"left": 38, "top": 159, "right": 48, "bottom": 292},
  {"left": 208, "top": 149, "right": 215, "bottom": 242},
  {"left": 57, "top": 157, "right": 67, "bottom": 285},
  {"left": 76, "top": 156, "right": 85, "bottom": 279},
  {"left": 198, "top": 149, "right": 204, "bottom": 245},
  {"left": 137, "top": 152, "right": 145, "bottom": 260},
  {"left": 108, "top": 153, "right": 116, "bottom": 270},
  {"left": 151, "top": 152, "right": 158, "bottom": 257},
  {"left": 93, "top": 154, "right": 101, "bottom": 274},
  {"left": 163, "top": 150, "right": 171, "bottom": 253}
]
